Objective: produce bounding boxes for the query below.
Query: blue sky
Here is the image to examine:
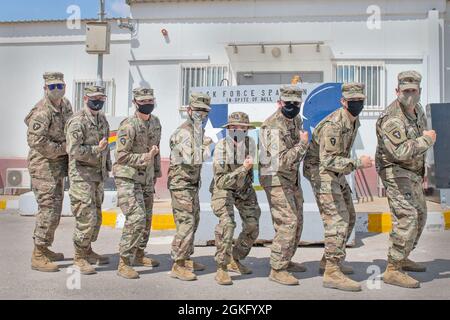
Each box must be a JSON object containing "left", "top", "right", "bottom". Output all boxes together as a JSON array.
[{"left": 0, "top": 0, "right": 130, "bottom": 22}]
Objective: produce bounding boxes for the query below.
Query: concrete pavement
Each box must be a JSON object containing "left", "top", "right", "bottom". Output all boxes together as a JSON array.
[{"left": 0, "top": 209, "right": 449, "bottom": 300}]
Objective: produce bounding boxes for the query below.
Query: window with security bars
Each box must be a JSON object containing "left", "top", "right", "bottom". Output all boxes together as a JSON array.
[
  {"left": 181, "top": 65, "right": 230, "bottom": 106},
  {"left": 72, "top": 79, "right": 116, "bottom": 116},
  {"left": 334, "top": 63, "right": 385, "bottom": 111}
]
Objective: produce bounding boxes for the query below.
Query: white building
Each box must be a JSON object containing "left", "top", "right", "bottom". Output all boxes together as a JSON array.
[{"left": 0, "top": 0, "right": 449, "bottom": 196}]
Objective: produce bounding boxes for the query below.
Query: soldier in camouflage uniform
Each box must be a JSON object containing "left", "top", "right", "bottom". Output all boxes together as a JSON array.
[
  {"left": 114, "top": 87, "right": 161, "bottom": 279},
  {"left": 210, "top": 112, "right": 261, "bottom": 285},
  {"left": 259, "top": 85, "right": 309, "bottom": 286},
  {"left": 25, "top": 72, "right": 73, "bottom": 272},
  {"left": 168, "top": 92, "right": 212, "bottom": 281},
  {"left": 65, "top": 85, "right": 111, "bottom": 275},
  {"left": 303, "top": 83, "right": 373, "bottom": 292},
  {"left": 376, "top": 71, "right": 436, "bottom": 288}
]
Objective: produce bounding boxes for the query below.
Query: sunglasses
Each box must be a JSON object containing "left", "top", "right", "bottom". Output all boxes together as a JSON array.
[{"left": 48, "top": 84, "right": 65, "bottom": 90}]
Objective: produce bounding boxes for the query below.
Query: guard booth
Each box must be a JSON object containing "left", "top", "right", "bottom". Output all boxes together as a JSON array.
[{"left": 191, "top": 83, "right": 357, "bottom": 246}]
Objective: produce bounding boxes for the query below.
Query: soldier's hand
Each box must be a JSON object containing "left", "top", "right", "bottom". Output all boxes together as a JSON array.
[
  {"left": 203, "top": 136, "right": 213, "bottom": 146},
  {"left": 359, "top": 155, "right": 373, "bottom": 169},
  {"left": 300, "top": 130, "right": 309, "bottom": 144},
  {"left": 243, "top": 156, "right": 254, "bottom": 171},
  {"left": 98, "top": 138, "right": 108, "bottom": 151},
  {"left": 423, "top": 130, "right": 437, "bottom": 143},
  {"left": 149, "top": 145, "right": 160, "bottom": 157},
  {"left": 143, "top": 146, "right": 159, "bottom": 162}
]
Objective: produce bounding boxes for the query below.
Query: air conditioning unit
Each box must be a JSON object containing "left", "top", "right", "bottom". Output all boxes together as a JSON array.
[{"left": 5, "top": 168, "right": 31, "bottom": 190}]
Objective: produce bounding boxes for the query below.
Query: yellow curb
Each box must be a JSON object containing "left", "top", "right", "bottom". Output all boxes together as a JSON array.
[
  {"left": 368, "top": 212, "right": 392, "bottom": 233},
  {"left": 152, "top": 214, "right": 176, "bottom": 230},
  {"left": 102, "top": 210, "right": 118, "bottom": 228},
  {"left": 443, "top": 210, "right": 450, "bottom": 230},
  {"left": 0, "top": 200, "right": 6, "bottom": 210}
]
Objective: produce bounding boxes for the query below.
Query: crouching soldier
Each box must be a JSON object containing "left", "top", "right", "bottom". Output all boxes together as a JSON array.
[
  {"left": 114, "top": 87, "right": 161, "bottom": 279},
  {"left": 65, "top": 85, "right": 111, "bottom": 274},
  {"left": 210, "top": 112, "right": 261, "bottom": 285}
]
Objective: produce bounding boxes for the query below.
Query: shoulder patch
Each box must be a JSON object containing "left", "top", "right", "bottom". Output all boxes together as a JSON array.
[{"left": 383, "top": 118, "right": 407, "bottom": 145}]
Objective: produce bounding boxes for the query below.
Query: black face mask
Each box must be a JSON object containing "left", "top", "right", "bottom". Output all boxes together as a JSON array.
[
  {"left": 229, "top": 129, "right": 248, "bottom": 141},
  {"left": 347, "top": 100, "right": 365, "bottom": 117},
  {"left": 87, "top": 99, "right": 105, "bottom": 111},
  {"left": 281, "top": 102, "right": 301, "bottom": 119},
  {"left": 137, "top": 103, "right": 155, "bottom": 115}
]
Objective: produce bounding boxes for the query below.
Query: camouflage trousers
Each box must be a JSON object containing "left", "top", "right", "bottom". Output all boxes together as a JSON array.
[
  {"left": 117, "top": 178, "right": 154, "bottom": 259},
  {"left": 307, "top": 174, "right": 356, "bottom": 264},
  {"left": 170, "top": 188, "right": 200, "bottom": 262},
  {"left": 31, "top": 176, "right": 64, "bottom": 247},
  {"left": 264, "top": 184, "right": 303, "bottom": 270},
  {"left": 381, "top": 172, "right": 427, "bottom": 264},
  {"left": 69, "top": 181, "right": 104, "bottom": 251},
  {"left": 211, "top": 189, "right": 261, "bottom": 267}
]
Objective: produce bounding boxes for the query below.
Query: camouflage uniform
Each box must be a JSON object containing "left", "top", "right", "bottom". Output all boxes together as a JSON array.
[
  {"left": 114, "top": 88, "right": 161, "bottom": 260},
  {"left": 168, "top": 93, "right": 211, "bottom": 262},
  {"left": 65, "top": 86, "right": 111, "bottom": 253},
  {"left": 376, "top": 71, "right": 434, "bottom": 264},
  {"left": 303, "top": 83, "right": 365, "bottom": 264},
  {"left": 25, "top": 72, "right": 73, "bottom": 247},
  {"left": 210, "top": 112, "right": 261, "bottom": 267},
  {"left": 259, "top": 86, "right": 308, "bottom": 271}
]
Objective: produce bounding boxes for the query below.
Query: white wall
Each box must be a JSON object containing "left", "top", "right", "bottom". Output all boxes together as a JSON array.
[
  {"left": 0, "top": 0, "right": 447, "bottom": 159},
  {"left": 128, "top": 0, "right": 445, "bottom": 157},
  {"left": 0, "top": 21, "right": 130, "bottom": 158}
]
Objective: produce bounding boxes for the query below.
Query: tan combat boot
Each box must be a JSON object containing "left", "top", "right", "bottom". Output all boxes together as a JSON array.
[
  {"left": 117, "top": 256, "right": 139, "bottom": 279},
  {"left": 227, "top": 258, "right": 252, "bottom": 275},
  {"left": 170, "top": 260, "right": 197, "bottom": 281},
  {"left": 269, "top": 269, "right": 299, "bottom": 286},
  {"left": 215, "top": 265, "right": 233, "bottom": 285},
  {"left": 287, "top": 261, "right": 307, "bottom": 273},
  {"left": 323, "top": 261, "right": 361, "bottom": 292},
  {"left": 402, "top": 258, "right": 426, "bottom": 272},
  {"left": 319, "top": 255, "right": 354, "bottom": 275},
  {"left": 383, "top": 262, "right": 420, "bottom": 288},
  {"left": 42, "top": 247, "right": 64, "bottom": 261},
  {"left": 185, "top": 259, "right": 206, "bottom": 272},
  {"left": 73, "top": 249, "right": 97, "bottom": 275},
  {"left": 134, "top": 249, "right": 160, "bottom": 267},
  {"left": 31, "top": 245, "right": 59, "bottom": 272},
  {"left": 86, "top": 246, "right": 109, "bottom": 265}
]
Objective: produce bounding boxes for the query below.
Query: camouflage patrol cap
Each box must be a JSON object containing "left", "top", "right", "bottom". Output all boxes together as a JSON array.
[
  {"left": 84, "top": 85, "right": 106, "bottom": 97},
  {"left": 222, "top": 111, "right": 256, "bottom": 129},
  {"left": 133, "top": 87, "right": 154, "bottom": 101},
  {"left": 342, "top": 82, "right": 366, "bottom": 100},
  {"left": 189, "top": 92, "right": 211, "bottom": 111},
  {"left": 398, "top": 70, "right": 422, "bottom": 90},
  {"left": 280, "top": 85, "right": 303, "bottom": 102},
  {"left": 43, "top": 72, "right": 65, "bottom": 85}
]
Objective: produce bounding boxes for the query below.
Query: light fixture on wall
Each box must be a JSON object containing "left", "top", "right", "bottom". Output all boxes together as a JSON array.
[
  {"left": 117, "top": 18, "right": 135, "bottom": 32},
  {"left": 271, "top": 47, "right": 281, "bottom": 58}
]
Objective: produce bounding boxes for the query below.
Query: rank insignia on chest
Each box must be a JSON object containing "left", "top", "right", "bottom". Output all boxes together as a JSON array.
[
  {"left": 33, "top": 123, "right": 41, "bottom": 131},
  {"left": 72, "top": 132, "right": 79, "bottom": 140},
  {"left": 120, "top": 137, "right": 126, "bottom": 145},
  {"left": 404, "top": 192, "right": 412, "bottom": 200}
]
